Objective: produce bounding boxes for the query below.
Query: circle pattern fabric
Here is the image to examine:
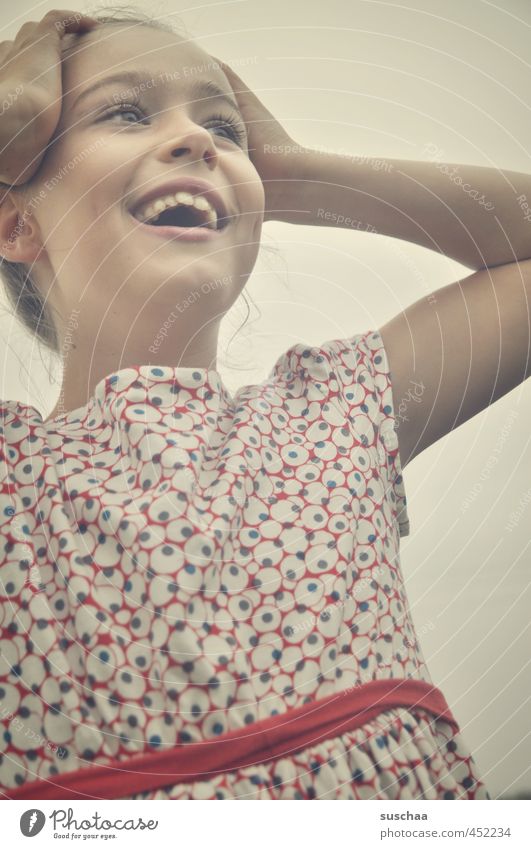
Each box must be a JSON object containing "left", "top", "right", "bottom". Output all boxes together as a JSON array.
[{"left": 0, "top": 329, "right": 490, "bottom": 799}]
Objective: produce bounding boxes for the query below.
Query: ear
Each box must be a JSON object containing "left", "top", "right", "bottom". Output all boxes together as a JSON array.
[{"left": 0, "top": 188, "right": 46, "bottom": 264}]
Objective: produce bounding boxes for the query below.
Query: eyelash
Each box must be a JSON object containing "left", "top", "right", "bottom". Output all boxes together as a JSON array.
[{"left": 100, "top": 97, "right": 247, "bottom": 146}]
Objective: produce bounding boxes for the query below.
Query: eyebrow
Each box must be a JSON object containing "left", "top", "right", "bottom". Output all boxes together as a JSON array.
[{"left": 71, "top": 69, "right": 243, "bottom": 118}]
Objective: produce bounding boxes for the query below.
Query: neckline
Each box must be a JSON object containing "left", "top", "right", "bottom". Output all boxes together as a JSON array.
[{"left": 42, "top": 364, "right": 224, "bottom": 425}]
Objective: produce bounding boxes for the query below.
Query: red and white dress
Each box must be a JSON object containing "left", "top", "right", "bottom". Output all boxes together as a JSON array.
[{"left": 0, "top": 329, "right": 490, "bottom": 800}]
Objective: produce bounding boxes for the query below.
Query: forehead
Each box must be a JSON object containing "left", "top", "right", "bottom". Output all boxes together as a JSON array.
[{"left": 61, "top": 24, "right": 230, "bottom": 94}]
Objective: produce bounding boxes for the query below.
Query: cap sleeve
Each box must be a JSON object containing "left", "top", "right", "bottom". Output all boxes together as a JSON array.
[
  {"left": 269, "top": 328, "right": 410, "bottom": 539},
  {"left": 322, "top": 328, "right": 410, "bottom": 537}
]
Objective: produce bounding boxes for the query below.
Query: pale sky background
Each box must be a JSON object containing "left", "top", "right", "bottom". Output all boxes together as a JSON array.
[{"left": 1, "top": 0, "right": 530, "bottom": 799}]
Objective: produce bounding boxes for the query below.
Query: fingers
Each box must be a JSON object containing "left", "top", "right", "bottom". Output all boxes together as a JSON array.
[
  {"left": 0, "top": 9, "right": 98, "bottom": 67},
  {"left": 37, "top": 9, "right": 99, "bottom": 35},
  {"left": 0, "top": 41, "right": 12, "bottom": 62}
]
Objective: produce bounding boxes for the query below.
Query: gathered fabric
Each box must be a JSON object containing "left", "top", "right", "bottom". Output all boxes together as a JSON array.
[{"left": 5, "top": 677, "right": 473, "bottom": 799}]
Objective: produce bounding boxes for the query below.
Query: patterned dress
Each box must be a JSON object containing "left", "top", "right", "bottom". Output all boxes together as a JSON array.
[{"left": 0, "top": 329, "right": 490, "bottom": 799}]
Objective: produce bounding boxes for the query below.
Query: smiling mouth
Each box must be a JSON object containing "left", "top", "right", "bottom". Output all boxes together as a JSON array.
[{"left": 131, "top": 191, "right": 231, "bottom": 231}]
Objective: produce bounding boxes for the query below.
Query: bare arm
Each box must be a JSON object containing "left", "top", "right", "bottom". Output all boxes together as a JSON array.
[
  {"left": 268, "top": 148, "right": 531, "bottom": 271},
  {"left": 379, "top": 258, "right": 531, "bottom": 467},
  {"left": 218, "top": 62, "right": 531, "bottom": 463}
]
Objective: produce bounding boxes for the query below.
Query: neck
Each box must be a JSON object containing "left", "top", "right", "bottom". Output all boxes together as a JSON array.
[{"left": 44, "top": 336, "right": 219, "bottom": 423}]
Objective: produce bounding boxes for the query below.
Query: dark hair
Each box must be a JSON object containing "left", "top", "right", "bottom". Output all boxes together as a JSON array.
[{"left": 0, "top": 3, "right": 267, "bottom": 361}]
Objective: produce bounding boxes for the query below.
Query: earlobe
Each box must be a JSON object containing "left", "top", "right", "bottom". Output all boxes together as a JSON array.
[{"left": 0, "top": 191, "right": 44, "bottom": 263}]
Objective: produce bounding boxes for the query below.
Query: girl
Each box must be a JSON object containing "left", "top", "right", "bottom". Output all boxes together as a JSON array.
[{"left": 0, "top": 5, "right": 529, "bottom": 801}]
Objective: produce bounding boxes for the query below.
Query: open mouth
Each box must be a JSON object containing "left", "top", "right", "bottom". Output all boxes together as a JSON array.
[
  {"left": 151, "top": 206, "right": 212, "bottom": 228},
  {"left": 131, "top": 191, "right": 231, "bottom": 232}
]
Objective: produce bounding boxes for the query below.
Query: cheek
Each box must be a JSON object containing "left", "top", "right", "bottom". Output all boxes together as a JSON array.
[
  {"left": 238, "top": 169, "right": 265, "bottom": 220},
  {"left": 30, "top": 132, "right": 117, "bottom": 206},
  {"left": 232, "top": 153, "right": 264, "bottom": 207},
  {"left": 35, "top": 169, "right": 120, "bottom": 243},
  {"left": 254, "top": 179, "right": 266, "bottom": 213},
  {"left": 248, "top": 162, "right": 266, "bottom": 211}
]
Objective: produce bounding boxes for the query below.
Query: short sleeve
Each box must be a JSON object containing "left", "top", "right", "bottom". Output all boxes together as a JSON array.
[
  {"left": 320, "top": 328, "right": 410, "bottom": 537},
  {"left": 269, "top": 328, "right": 410, "bottom": 539}
]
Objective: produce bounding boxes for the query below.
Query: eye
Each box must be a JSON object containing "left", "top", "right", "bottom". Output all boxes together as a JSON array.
[
  {"left": 204, "top": 113, "right": 247, "bottom": 147},
  {"left": 98, "top": 101, "right": 247, "bottom": 147},
  {"left": 100, "top": 102, "right": 148, "bottom": 124}
]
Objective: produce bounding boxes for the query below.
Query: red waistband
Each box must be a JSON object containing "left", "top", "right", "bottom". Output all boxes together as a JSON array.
[{"left": 5, "top": 678, "right": 458, "bottom": 800}]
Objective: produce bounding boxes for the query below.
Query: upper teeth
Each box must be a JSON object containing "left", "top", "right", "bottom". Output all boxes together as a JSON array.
[{"left": 134, "top": 192, "right": 218, "bottom": 228}]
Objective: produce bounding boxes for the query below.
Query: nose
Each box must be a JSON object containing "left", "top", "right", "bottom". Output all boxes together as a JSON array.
[{"left": 157, "top": 119, "right": 219, "bottom": 169}]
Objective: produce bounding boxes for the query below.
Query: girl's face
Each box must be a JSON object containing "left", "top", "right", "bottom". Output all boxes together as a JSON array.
[{"left": 20, "top": 23, "right": 264, "bottom": 361}]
